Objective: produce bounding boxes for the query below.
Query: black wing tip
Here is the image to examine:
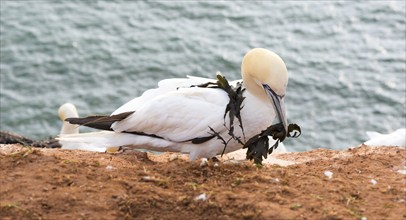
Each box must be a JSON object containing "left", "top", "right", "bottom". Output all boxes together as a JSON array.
[
  {"left": 65, "top": 117, "right": 79, "bottom": 124},
  {"left": 64, "top": 111, "right": 135, "bottom": 130}
]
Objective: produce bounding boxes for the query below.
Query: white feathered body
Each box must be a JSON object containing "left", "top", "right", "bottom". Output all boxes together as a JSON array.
[
  {"left": 364, "top": 128, "right": 405, "bottom": 147},
  {"left": 58, "top": 76, "right": 277, "bottom": 160}
]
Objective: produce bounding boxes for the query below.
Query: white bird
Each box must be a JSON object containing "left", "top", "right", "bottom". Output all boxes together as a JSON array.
[
  {"left": 58, "top": 103, "right": 123, "bottom": 153},
  {"left": 58, "top": 103, "right": 109, "bottom": 152},
  {"left": 57, "top": 102, "right": 289, "bottom": 154},
  {"left": 58, "top": 103, "right": 79, "bottom": 135},
  {"left": 364, "top": 128, "right": 405, "bottom": 147},
  {"left": 57, "top": 48, "right": 290, "bottom": 160}
]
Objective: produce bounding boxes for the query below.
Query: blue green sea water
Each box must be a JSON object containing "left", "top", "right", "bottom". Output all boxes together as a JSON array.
[{"left": 1, "top": 1, "right": 405, "bottom": 151}]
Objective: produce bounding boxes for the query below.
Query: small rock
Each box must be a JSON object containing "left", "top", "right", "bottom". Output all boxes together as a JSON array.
[
  {"left": 194, "top": 193, "right": 207, "bottom": 201},
  {"left": 141, "top": 176, "right": 153, "bottom": 181},
  {"left": 370, "top": 179, "right": 377, "bottom": 185},
  {"left": 324, "top": 170, "right": 333, "bottom": 179},
  {"left": 213, "top": 162, "right": 219, "bottom": 167},
  {"left": 397, "top": 169, "right": 406, "bottom": 175},
  {"left": 200, "top": 158, "right": 208, "bottom": 167},
  {"left": 169, "top": 154, "right": 178, "bottom": 162},
  {"left": 141, "top": 176, "right": 164, "bottom": 184},
  {"left": 361, "top": 216, "right": 367, "bottom": 220},
  {"left": 106, "top": 165, "right": 115, "bottom": 170}
]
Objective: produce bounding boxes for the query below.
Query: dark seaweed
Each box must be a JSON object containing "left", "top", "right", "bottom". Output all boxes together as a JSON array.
[
  {"left": 195, "top": 74, "right": 301, "bottom": 165},
  {"left": 0, "top": 131, "right": 61, "bottom": 148}
]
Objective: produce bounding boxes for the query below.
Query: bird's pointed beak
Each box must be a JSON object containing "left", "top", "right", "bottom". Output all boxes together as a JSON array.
[{"left": 263, "top": 84, "right": 288, "bottom": 136}]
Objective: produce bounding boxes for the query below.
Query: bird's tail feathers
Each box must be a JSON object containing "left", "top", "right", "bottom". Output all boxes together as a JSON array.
[
  {"left": 57, "top": 131, "right": 131, "bottom": 152},
  {"left": 65, "top": 111, "right": 134, "bottom": 130},
  {"left": 57, "top": 130, "right": 177, "bottom": 152}
]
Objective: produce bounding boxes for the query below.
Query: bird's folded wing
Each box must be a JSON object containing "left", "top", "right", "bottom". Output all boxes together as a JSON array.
[
  {"left": 111, "top": 87, "right": 230, "bottom": 143},
  {"left": 112, "top": 76, "right": 217, "bottom": 115}
]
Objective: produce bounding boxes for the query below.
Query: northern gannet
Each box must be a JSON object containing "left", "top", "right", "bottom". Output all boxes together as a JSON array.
[
  {"left": 58, "top": 103, "right": 79, "bottom": 135},
  {"left": 58, "top": 48, "right": 294, "bottom": 160},
  {"left": 364, "top": 128, "right": 405, "bottom": 147}
]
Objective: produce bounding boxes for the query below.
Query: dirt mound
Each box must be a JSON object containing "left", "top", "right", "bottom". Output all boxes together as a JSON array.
[{"left": 1, "top": 145, "right": 405, "bottom": 219}]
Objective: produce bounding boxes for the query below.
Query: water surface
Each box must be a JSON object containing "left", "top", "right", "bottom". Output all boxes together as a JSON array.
[{"left": 1, "top": 1, "right": 405, "bottom": 151}]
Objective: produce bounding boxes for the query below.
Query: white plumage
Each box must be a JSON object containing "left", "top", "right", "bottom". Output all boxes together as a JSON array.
[
  {"left": 364, "top": 128, "right": 405, "bottom": 147},
  {"left": 58, "top": 48, "right": 290, "bottom": 160},
  {"left": 58, "top": 103, "right": 79, "bottom": 135}
]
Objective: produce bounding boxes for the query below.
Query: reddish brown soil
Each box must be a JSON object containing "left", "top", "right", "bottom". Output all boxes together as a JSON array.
[{"left": 1, "top": 144, "right": 405, "bottom": 220}]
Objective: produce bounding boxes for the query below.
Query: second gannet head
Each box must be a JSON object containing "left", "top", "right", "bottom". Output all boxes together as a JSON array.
[
  {"left": 58, "top": 103, "right": 79, "bottom": 135},
  {"left": 241, "top": 48, "right": 289, "bottom": 133}
]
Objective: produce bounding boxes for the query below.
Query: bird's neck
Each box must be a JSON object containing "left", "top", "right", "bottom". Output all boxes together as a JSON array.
[{"left": 60, "top": 122, "right": 79, "bottom": 135}]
